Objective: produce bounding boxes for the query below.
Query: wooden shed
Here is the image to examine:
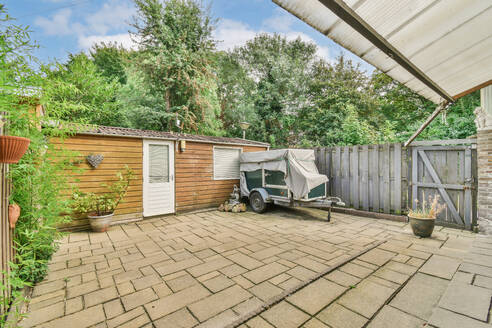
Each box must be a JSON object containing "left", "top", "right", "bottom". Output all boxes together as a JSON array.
[{"left": 52, "top": 126, "right": 269, "bottom": 231}]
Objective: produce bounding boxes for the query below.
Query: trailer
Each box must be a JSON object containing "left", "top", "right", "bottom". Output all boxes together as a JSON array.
[{"left": 239, "top": 149, "right": 345, "bottom": 221}]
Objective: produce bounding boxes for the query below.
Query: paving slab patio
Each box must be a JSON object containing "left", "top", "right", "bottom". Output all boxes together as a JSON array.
[{"left": 18, "top": 207, "right": 492, "bottom": 328}]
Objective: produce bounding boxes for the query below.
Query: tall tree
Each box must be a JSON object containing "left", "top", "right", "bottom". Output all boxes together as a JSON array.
[
  {"left": 127, "top": 0, "right": 222, "bottom": 135},
  {"left": 42, "top": 53, "right": 124, "bottom": 126}
]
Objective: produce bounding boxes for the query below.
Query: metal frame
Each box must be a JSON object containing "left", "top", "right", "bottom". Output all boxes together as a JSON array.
[{"left": 318, "top": 0, "right": 454, "bottom": 103}]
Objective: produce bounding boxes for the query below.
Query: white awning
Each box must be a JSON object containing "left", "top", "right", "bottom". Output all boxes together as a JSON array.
[{"left": 273, "top": 0, "right": 492, "bottom": 104}]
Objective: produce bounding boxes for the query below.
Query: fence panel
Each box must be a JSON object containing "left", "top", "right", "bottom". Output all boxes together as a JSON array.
[
  {"left": 316, "top": 143, "right": 405, "bottom": 215},
  {"left": 314, "top": 139, "right": 477, "bottom": 229}
]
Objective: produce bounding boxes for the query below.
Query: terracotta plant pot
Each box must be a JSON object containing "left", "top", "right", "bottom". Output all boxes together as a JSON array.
[
  {"left": 0, "top": 136, "right": 30, "bottom": 164},
  {"left": 8, "top": 203, "right": 21, "bottom": 229},
  {"left": 409, "top": 216, "right": 435, "bottom": 238},
  {"left": 87, "top": 213, "right": 113, "bottom": 232}
]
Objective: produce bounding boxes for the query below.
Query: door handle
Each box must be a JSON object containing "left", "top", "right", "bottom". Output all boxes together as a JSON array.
[{"left": 171, "top": 174, "right": 174, "bottom": 182}]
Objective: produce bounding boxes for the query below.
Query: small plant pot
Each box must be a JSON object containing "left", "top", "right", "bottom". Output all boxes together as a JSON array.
[
  {"left": 409, "top": 216, "right": 435, "bottom": 238},
  {"left": 88, "top": 213, "right": 113, "bottom": 232},
  {"left": 0, "top": 136, "right": 30, "bottom": 163}
]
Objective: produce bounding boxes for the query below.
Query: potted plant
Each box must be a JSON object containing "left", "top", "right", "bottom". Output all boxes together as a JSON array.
[
  {"left": 0, "top": 135, "right": 30, "bottom": 163},
  {"left": 408, "top": 194, "right": 446, "bottom": 238},
  {"left": 72, "top": 166, "right": 134, "bottom": 232}
]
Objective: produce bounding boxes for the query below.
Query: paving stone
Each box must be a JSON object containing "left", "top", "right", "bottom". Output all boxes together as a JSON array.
[
  {"left": 339, "top": 263, "right": 373, "bottom": 279},
  {"left": 286, "top": 266, "right": 317, "bottom": 281},
  {"left": 465, "top": 252, "right": 492, "bottom": 268},
  {"left": 227, "top": 252, "right": 264, "bottom": 270},
  {"left": 338, "top": 280, "right": 395, "bottom": 318},
  {"left": 104, "top": 299, "right": 124, "bottom": 319},
  {"left": 243, "top": 262, "right": 289, "bottom": 284},
  {"left": 294, "top": 257, "right": 328, "bottom": 273},
  {"left": 20, "top": 301, "right": 65, "bottom": 327},
  {"left": 152, "top": 282, "right": 173, "bottom": 298},
  {"left": 438, "top": 281, "right": 492, "bottom": 321},
  {"left": 317, "top": 303, "right": 368, "bottom": 328},
  {"left": 366, "top": 305, "right": 425, "bottom": 328},
  {"left": 65, "top": 297, "right": 83, "bottom": 315},
  {"left": 196, "top": 309, "right": 240, "bottom": 328},
  {"left": 428, "top": 307, "right": 490, "bottom": 328},
  {"left": 250, "top": 247, "right": 285, "bottom": 260},
  {"left": 246, "top": 316, "right": 275, "bottom": 328},
  {"left": 117, "top": 312, "right": 151, "bottom": 328},
  {"left": 84, "top": 286, "right": 119, "bottom": 307},
  {"left": 106, "top": 306, "right": 146, "bottom": 328},
  {"left": 40, "top": 304, "right": 106, "bottom": 328},
  {"left": 233, "top": 297, "right": 264, "bottom": 316},
  {"left": 288, "top": 279, "right": 347, "bottom": 315},
  {"left": 187, "top": 257, "right": 233, "bottom": 277},
  {"left": 220, "top": 263, "right": 248, "bottom": 277},
  {"left": 66, "top": 280, "right": 99, "bottom": 299},
  {"left": 357, "top": 249, "right": 395, "bottom": 266},
  {"left": 452, "top": 271, "right": 474, "bottom": 284},
  {"left": 419, "top": 255, "right": 461, "bottom": 279},
  {"left": 390, "top": 273, "right": 450, "bottom": 320},
  {"left": 131, "top": 273, "right": 161, "bottom": 290},
  {"left": 473, "top": 275, "right": 492, "bottom": 289},
  {"left": 249, "top": 281, "right": 283, "bottom": 301},
  {"left": 406, "top": 257, "right": 425, "bottom": 267},
  {"left": 261, "top": 301, "right": 310, "bottom": 328},
  {"left": 383, "top": 261, "right": 418, "bottom": 275},
  {"left": 366, "top": 276, "right": 400, "bottom": 290},
  {"left": 154, "top": 257, "right": 202, "bottom": 276},
  {"left": 325, "top": 270, "right": 361, "bottom": 287},
  {"left": 32, "top": 279, "right": 65, "bottom": 297},
  {"left": 373, "top": 267, "right": 410, "bottom": 284},
  {"left": 145, "top": 285, "right": 211, "bottom": 320},
  {"left": 153, "top": 308, "right": 198, "bottom": 328},
  {"left": 121, "top": 287, "right": 158, "bottom": 310},
  {"left": 188, "top": 285, "right": 252, "bottom": 322},
  {"left": 460, "top": 262, "right": 492, "bottom": 277},
  {"left": 302, "top": 318, "right": 330, "bottom": 328},
  {"left": 167, "top": 273, "right": 198, "bottom": 292},
  {"left": 116, "top": 281, "right": 135, "bottom": 296},
  {"left": 202, "top": 274, "right": 235, "bottom": 293}
]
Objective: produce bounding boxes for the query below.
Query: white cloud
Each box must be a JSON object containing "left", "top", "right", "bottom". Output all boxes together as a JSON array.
[
  {"left": 262, "top": 8, "right": 296, "bottom": 32},
  {"left": 85, "top": 0, "right": 134, "bottom": 35},
  {"left": 78, "top": 33, "right": 138, "bottom": 50},
  {"left": 35, "top": 0, "right": 135, "bottom": 50},
  {"left": 34, "top": 8, "right": 74, "bottom": 36},
  {"left": 214, "top": 17, "right": 332, "bottom": 62},
  {"left": 214, "top": 19, "right": 259, "bottom": 51}
]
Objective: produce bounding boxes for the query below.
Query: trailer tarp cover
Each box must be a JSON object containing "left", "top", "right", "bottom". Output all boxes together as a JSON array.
[{"left": 239, "top": 149, "right": 328, "bottom": 199}]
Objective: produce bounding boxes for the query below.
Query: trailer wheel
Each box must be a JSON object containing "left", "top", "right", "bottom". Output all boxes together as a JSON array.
[{"left": 250, "top": 192, "right": 267, "bottom": 213}]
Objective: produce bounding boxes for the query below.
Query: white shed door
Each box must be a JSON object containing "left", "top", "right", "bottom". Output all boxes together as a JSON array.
[{"left": 143, "top": 140, "right": 175, "bottom": 216}]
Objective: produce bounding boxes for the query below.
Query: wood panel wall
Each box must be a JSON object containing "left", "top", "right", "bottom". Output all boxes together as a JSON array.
[
  {"left": 52, "top": 135, "right": 143, "bottom": 230},
  {"left": 175, "top": 142, "right": 266, "bottom": 212}
]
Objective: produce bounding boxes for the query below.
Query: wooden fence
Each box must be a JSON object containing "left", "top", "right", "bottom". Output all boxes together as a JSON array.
[
  {"left": 314, "top": 139, "right": 477, "bottom": 229},
  {"left": 0, "top": 127, "right": 13, "bottom": 315}
]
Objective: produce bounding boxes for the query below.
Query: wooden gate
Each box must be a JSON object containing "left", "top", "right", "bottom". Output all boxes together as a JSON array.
[
  {"left": 314, "top": 139, "right": 477, "bottom": 230},
  {"left": 410, "top": 140, "right": 477, "bottom": 229}
]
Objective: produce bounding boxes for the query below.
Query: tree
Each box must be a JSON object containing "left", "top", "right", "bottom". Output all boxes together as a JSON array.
[
  {"left": 127, "top": 0, "right": 222, "bottom": 135},
  {"left": 218, "top": 34, "right": 319, "bottom": 146},
  {"left": 42, "top": 52, "right": 125, "bottom": 126},
  {"left": 90, "top": 42, "right": 133, "bottom": 85}
]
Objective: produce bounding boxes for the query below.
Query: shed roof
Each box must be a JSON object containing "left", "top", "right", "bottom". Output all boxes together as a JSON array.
[
  {"left": 273, "top": 0, "right": 492, "bottom": 104},
  {"left": 77, "top": 125, "right": 270, "bottom": 147}
]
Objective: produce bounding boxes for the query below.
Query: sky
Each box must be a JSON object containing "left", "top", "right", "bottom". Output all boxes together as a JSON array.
[{"left": 5, "top": 0, "right": 372, "bottom": 71}]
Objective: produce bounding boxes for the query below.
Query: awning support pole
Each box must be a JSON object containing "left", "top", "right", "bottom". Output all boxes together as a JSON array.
[{"left": 404, "top": 101, "right": 449, "bottom": 147}]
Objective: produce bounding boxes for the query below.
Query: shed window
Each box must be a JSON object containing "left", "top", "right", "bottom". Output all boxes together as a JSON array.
[
  {"left": 149, "top": 144, "right": 169, "bottom": 183},
  {"left": 214, "top": 147, "right": 241, "bottom": 180}
]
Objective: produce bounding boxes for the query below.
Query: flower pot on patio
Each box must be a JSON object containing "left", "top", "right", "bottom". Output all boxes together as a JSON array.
[
  {"left": 0, "top": 136, "right": 30, "bottom": 163},
  {"left": 409, "top": 216, "right": 435, "bottom": 238},
  {"left": 88, "top": 213, "right": 113, "bottom": 232}
]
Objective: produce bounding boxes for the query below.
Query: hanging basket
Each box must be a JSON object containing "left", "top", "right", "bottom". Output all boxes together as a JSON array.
[{"left": 0, "top": 136, "right": 31, "bottom": 164}]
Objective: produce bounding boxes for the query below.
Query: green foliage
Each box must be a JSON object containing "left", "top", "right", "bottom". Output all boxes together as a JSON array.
[
  {"left": 125, "top": 0, "right": 223, "bottom": 135},
  {"left": 0, "top": 266, "right": 28, "bottom": 327},
  {"left": 42, "top": 52, "right": 125, "bottom": 126},
  {"left": 72, "top": 166, "right": 134, "bottom": 216},
  {"left": 90, "top": 42, "right": 132, "bottom": 84},
  {"left": 1, "top": 4, "right": 77, "bottom": 288}
]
